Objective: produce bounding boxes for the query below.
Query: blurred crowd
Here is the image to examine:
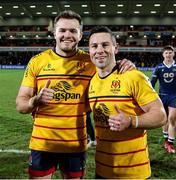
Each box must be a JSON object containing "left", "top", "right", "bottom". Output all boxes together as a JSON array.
[
  {"left": 0, "top": 25, "right": 176, "bottom": 47},
  {"left": 0, "top": 25, "right": 175, "bottom": 67},
  {"left": 0, "top": 51, "right": 162, "bottom": 67}
]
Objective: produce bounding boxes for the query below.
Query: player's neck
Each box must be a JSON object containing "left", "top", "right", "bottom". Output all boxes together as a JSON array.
[
  {"left": 55, "top": 46, "right": 77, "bottom": 58},
  {"left": 163, "top": 60, "right": 175, "bottom": 67},
  {"left": 98, "top": 61, "right": 116, "bottom": 78}
]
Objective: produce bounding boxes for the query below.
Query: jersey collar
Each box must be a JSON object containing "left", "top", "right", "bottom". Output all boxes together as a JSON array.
[{"left": 163, "top": 60, "right": 175, "bottom": 68}]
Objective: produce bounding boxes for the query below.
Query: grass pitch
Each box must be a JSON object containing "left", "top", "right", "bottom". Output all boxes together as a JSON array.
[{"left": 0, "top": 69, "right": 176, "bottom": 178}]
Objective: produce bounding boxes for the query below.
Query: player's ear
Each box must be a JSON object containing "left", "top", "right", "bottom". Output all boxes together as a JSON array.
[
  {"left": 162, "top": 52, "right": 165, "bottom": 58},
  {"left": 53, "top": 28, "right": 56, "bottom": 39},
  {"left": 79, "top": 31, "right": 83, "bottom": 41}
]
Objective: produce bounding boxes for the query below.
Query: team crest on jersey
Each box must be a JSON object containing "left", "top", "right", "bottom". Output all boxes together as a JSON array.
[
  {"left": 51, "top": 81, "right": 80, "bottom": 101},
  {"left": 43, "top": 63, "right": 55, "bottom": 71},
  {"left": 76, "top": 62, "right": 86, "bottom": 73},
  {"left": 110, "top": 79, "right": 121, "bottom": 93},
  {"left": 94, "top": 103, "right": 110, "bottom": 125}
]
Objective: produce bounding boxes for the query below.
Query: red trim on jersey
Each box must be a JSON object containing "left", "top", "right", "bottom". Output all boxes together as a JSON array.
[
  {"left": 36, "top": 113, "right": 85, "bottom": 117},
  {"left": 96, "top": 125, "right": 111, "bottom": 128},
  {"left": 37, "top": 77, "right": 91, "bottom": 81},
  {"left": 28, "top": 166, "right": 56, "bottom": 176},
  {"left": 89, "top": 99, "right": 133, "bottom": 103},
  {"left": 34, "top": 124, "right": 86, "bottom": 130},
  {"left": 96, "top": 146, "right": 147, "bottom": 156},
  {"left": 96, "top": 131, "right": 146, "bottom": 142},
  {"left": 96, "top": 160, "right": 149, "bottom": 168},
  {"left": 32, "top": 136, "right": 87, "bottom": 142}
]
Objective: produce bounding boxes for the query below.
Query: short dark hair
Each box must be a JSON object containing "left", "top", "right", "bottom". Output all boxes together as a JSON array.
[
  {"left": 54, "top": 10, "right": 83, "bottom": 30},
  {"left": 89, "top": 26, "right": 116, "bottom": 44},
  {"left": 163, "top": 45, "right": 175, "bottom": 52}
]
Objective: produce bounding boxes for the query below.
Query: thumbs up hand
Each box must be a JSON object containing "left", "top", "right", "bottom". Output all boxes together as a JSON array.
[
  {"left": 29, "top": 79, "right": 55, "bottom": 108},
  {"left": 108, "top": 104, "right": 131, "bottom": 131},
  {"left": 37, "top": 79, "right": 55, "bottom": 103}
]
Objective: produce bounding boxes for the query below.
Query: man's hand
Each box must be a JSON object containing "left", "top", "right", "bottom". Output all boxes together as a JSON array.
[
  {"left": 108, "top": 104, "right": 131, "bottom": 131},
  {"left": 29, "top": 79, "right": 55, "bottom": 108},
  {"left": 117, "top": 59, "right": 136, "bottom": 74}
]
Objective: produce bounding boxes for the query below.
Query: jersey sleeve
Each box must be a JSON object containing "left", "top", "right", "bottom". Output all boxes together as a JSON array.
[
  {"left": 128, "top": 70, "right": 159, "bottom": 106},
  {"left": 151, "top": 65, "right": 159, "bottom": 88},
  {"left": 21, "top": 58, "right": 37, "bottom": 88}
]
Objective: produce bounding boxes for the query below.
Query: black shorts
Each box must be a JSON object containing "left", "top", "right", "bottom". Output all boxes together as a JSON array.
[
  {"left": 28, "top": 150, "right": 86, "bottom": 178},
  {"left": 160, "top": 94, "right": 176, "bottom": 112}
]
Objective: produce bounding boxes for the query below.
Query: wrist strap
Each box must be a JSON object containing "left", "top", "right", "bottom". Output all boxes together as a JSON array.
[{"left": 129, "top": 116, "right": 139, "bottom": 128}]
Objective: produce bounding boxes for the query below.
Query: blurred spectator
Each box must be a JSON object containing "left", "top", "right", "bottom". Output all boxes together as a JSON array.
[
  {"left": 0, "top": 51, "right": 162, "bottom": 67},
  {"left": 1, "top": 24, "right": 176, "bottom": 47}
]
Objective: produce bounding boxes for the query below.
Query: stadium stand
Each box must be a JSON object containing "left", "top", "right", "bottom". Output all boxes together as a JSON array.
[{"left": 0, "top": 25, "right": 175, "bottom": 68}]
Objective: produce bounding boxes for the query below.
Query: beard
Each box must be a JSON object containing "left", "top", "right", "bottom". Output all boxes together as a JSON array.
[
  {"left": 59, "top": 42, "right": 77, "bottom": 53},
  {"left": 61, "top": 46, "right": 76, "bottom": 52}
]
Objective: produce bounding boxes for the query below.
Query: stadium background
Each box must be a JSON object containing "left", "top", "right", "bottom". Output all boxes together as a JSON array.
[{"left": 0, "top": 0, "right": 176, "bottom": 178}]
